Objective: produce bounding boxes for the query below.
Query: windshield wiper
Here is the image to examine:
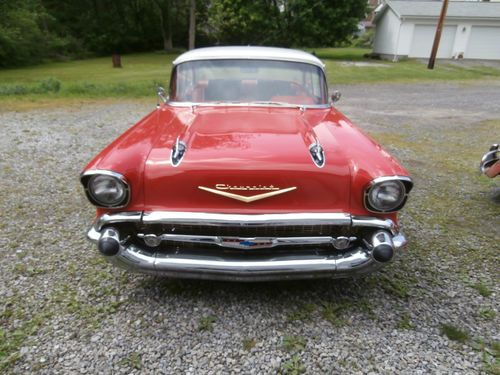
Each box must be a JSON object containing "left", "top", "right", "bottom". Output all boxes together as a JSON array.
[
  {"left": 250, "top": 101, "right": 292, "bottom": 106},
  {"left": 198, "top": 101, "right": 303, "bottom": 109},
  {"left": 250, "top": 101, "right": 306, "bottom": 111},
  {"left": 203, "top": 101, "right": 242, "bottom": 105}
]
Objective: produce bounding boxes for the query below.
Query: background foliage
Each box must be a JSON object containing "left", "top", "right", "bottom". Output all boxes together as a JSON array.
[{"left": 0, "top": 0, "right": 367, "bottom": 68}]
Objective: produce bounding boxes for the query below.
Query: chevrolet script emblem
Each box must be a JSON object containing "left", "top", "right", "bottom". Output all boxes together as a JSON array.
[{"left": 198, "top": 184, "right": 296, "bottom": 203}]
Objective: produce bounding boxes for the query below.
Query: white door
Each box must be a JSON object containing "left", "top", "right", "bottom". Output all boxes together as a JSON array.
[
  {"left": 409, "top": 25, "right": 456, "bottom": 58},
  {"left": 465, "top": 26, "right": 500, "bottom": 60}
]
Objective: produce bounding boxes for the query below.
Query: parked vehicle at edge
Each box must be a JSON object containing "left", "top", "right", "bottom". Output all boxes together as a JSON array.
[
  {"left": 480, "top": 144, "right": 500, "bottom": 178},
  {"left": 81, "top": 46, "right": 413, "bottom": 281}
]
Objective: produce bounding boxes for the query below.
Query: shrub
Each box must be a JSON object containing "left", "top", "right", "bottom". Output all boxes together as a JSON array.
[{"left": 36, "top": 78, "right": 61, "bottom": 93}]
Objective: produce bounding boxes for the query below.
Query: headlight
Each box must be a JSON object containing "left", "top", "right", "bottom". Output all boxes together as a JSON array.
[
  {"left": 364, "top": 177, "right": 412, "bottom": 213},
  {"left": 81, "top": 171, "right": 129, "bottom": 208}
]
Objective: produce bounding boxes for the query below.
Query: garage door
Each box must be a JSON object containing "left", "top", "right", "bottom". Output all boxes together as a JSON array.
[
  {"left": 465, "top": 26, "right": 500, "bottom": 60},
  {"left": 409, "top": 25, "right": 456, "bottom": 58}
]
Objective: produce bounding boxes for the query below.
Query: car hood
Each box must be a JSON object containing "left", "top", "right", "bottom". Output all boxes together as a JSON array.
[
  {"left": 140, "top": 106, "right": 406, "bottom": 214},
  {"left": 86, "top": 105, "right": 408, "bottom": 215}
]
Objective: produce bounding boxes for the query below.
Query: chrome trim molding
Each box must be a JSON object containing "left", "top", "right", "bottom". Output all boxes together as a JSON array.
[
  {"left": 351, "top": 216, "right": 397, "bottom": 234},
  {"left": 363, "top": 175, "right": 413, "bottom": 214},
  {"left": 167, "top": 101, "right": 332, "bottom": 109},
  {"left": 94, "top": 211, "right": 142, "bottom": 232},
  {"left": 80, "top": 169, "right": 131, "bottom": 209},
  {"left": 369, "top": 175, "right": 413, "bottom": 186},
  {"left": 91, "top": 211, "right": 398, "bottom": 232},
  {"left": 137, "top": 233, "right": 357, "bottom": 250},
  {"left": 141, "top": 211, "right": 352, "bottom": 227}
]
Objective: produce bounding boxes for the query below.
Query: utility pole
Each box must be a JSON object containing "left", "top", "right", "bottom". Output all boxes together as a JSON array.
[
  {"left": 188, "top": 0, "right": 196, "bottom": 50},
  {"left": 428, "top": 0, "right": 449, "bottom": 69}
]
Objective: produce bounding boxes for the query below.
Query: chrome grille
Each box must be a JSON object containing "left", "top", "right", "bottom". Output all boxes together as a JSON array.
[
  {"left": 132, "top": 223, "right": 362, "bottom": 253},
  {"left": 137, "top": 223, "right": 356, "bottom": 238}
]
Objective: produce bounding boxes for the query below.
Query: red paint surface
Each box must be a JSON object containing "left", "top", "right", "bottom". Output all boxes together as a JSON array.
[
  {"left": 486, "top": 160, "right": 500, "bottom": 178},
  {"left": 85, "top": 104, "right": 410, "bottom": 223}
]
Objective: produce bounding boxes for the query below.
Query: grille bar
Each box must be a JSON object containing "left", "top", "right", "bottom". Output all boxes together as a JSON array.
[
  {"left": 137, "top": 232, "right": 358, "bottom": 250},
  {"left": 137, "top": 223, "right": 355, "bottom": 238}
]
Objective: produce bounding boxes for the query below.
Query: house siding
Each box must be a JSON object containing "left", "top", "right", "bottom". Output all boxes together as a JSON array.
[
  {"left": 373, "top": 9, "right": 401, "bottom": 56},
  {"left": 373, "top": 5, "right": 500, "bottom": 60}
]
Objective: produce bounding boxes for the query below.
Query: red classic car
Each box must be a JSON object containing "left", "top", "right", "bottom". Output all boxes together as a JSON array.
[
  {"left": 480, "top": 144, "right": 499, "bottom": 178},
  {"left": 81, "top": 46, "right": 413, "bottom": 281}
]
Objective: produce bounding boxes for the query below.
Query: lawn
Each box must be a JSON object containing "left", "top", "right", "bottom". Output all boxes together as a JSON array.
[{"left": 1, "top": 48, "right": 500, "bottom": 106}]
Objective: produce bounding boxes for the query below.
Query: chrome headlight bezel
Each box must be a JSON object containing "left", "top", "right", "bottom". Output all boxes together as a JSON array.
[
  {"left": 364, "top": 176, "right": 413, "bottom": 213},
  {"left": 80, "top": 170, "right": 130, "bottom": 208}
]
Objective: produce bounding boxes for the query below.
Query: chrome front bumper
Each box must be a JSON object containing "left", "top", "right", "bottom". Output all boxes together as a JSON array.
[{"left": 86, "top": 211, "right": 407, "bottom": 281}]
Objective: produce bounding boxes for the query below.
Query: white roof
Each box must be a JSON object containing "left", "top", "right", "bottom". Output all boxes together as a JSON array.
[
  {"left": 173, "top": 46, "right": 325, "bottom": 68},
  {"left": 375, "top": 0, "right": 500, "bottom": 22}
]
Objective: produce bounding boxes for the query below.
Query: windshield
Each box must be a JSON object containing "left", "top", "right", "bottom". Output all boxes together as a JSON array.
[{"left": 170, "top": 59, "right": 328, "bottom": 105}]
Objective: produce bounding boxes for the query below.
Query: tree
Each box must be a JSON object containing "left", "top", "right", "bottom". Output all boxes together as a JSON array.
[
  {"left": 207, "top": 0, "right": 367, "bottom": 47},
  {"left": 282, "top": 0, "right": 367, "bottom": 47},
  {"left": 208, "top": 0, "right": 282, "bottom": 45},
  {"left": 153, "top": 0, "right": 174, "bottom": 50},
  {"left": 0, "top": 0, "right": 368, "bottom": 68},
  {"left": 0, "top": 0, "right": 65, "bottom": 67}
]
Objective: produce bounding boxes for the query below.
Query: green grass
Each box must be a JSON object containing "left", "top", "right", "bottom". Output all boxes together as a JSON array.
[
  {"left": 471, "top": 282, "right": 493, "bottom": 298},
  {"left": 282, "top": 335, "right": 306, "bottom": 352},
  {"left": 119, "top": 352, "right": 142, "bottom": 370},
  {"left": 198, "top": 315, "right": 216, "bottom": 332},
  {"left": 479, "top": 309, "right": 496, "bottom": 321},
  {"left": 315, "top": 47, "right": 500, "bottom": 85},
  {"left": 0, "top": 52, "right": 176, "bottom": 102},
  {"left": 280, "top": 354, "right": 306, "bottom": 375},
  {"left": 1, "top": 48, "right": 499, "bottom": 107},
  {"left": 397, "top": 313, "right": 415, "bottom": 330},
  {"left": 286, "top": 303, "right": 316, "bottom": 322},
  {"left": 440, "top": 324, "right": 470, "bottom": 343}
]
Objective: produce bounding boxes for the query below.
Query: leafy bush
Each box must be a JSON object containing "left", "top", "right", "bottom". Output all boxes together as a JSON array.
[
  {"left": 0, "top": 85, "right": 30, "bottom": 96},
  {"left": 351, "top": 29, "right": 375, "bottom": 49},
  {"left": 0, "top": 78, "right": 61, "bottom": 96},
  {"left": 36, "top": 78, "right": 61, "bottom": 93}
]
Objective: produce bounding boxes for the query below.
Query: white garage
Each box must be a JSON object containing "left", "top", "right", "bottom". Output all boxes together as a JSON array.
[
  {"left": 465, "top": 26, "right": 500, "bottom": 60},
  {"left": 409, "top": 25, "right": 456, "bottom": 59},
  {"left": 373, "top": 0, "right": 500, "bottom": 61}
]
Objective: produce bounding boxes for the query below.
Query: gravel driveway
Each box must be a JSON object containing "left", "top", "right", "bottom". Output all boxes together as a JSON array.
[{"left": 1, "top": 82, "right": 499, "bottom": 374}]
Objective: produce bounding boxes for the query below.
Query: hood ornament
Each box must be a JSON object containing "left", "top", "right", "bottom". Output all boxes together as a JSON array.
[
  {"left": 171, "top": 137, "right": 187, "bottom": 167},
  {"left": 309, "top": 138, "right": 325, "bottom": 168},
  {"left": 198, "top": 185, "right": 296, "bottom": 203}
]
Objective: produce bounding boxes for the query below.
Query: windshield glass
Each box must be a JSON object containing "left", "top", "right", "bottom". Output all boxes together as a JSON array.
[{"left": 170, "top": 59, "right": 328, "bottom": 105}]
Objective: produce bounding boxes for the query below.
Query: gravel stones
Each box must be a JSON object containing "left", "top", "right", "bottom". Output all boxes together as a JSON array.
[{"left": 0, "top": 84, "right": 498, "bottom": 374}]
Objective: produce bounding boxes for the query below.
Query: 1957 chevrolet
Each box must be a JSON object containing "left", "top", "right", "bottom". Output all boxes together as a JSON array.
[{"left": 81, "top": 46, "right": 413, "bottom": 281}]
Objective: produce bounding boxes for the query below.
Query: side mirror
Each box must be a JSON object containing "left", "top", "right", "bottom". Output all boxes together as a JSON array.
[
  {"left": 157, "top": 86, "right": 168, "bottom": 103},
  {"left": 331, "top": 90, "right": 341, "bottom": 104}
]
